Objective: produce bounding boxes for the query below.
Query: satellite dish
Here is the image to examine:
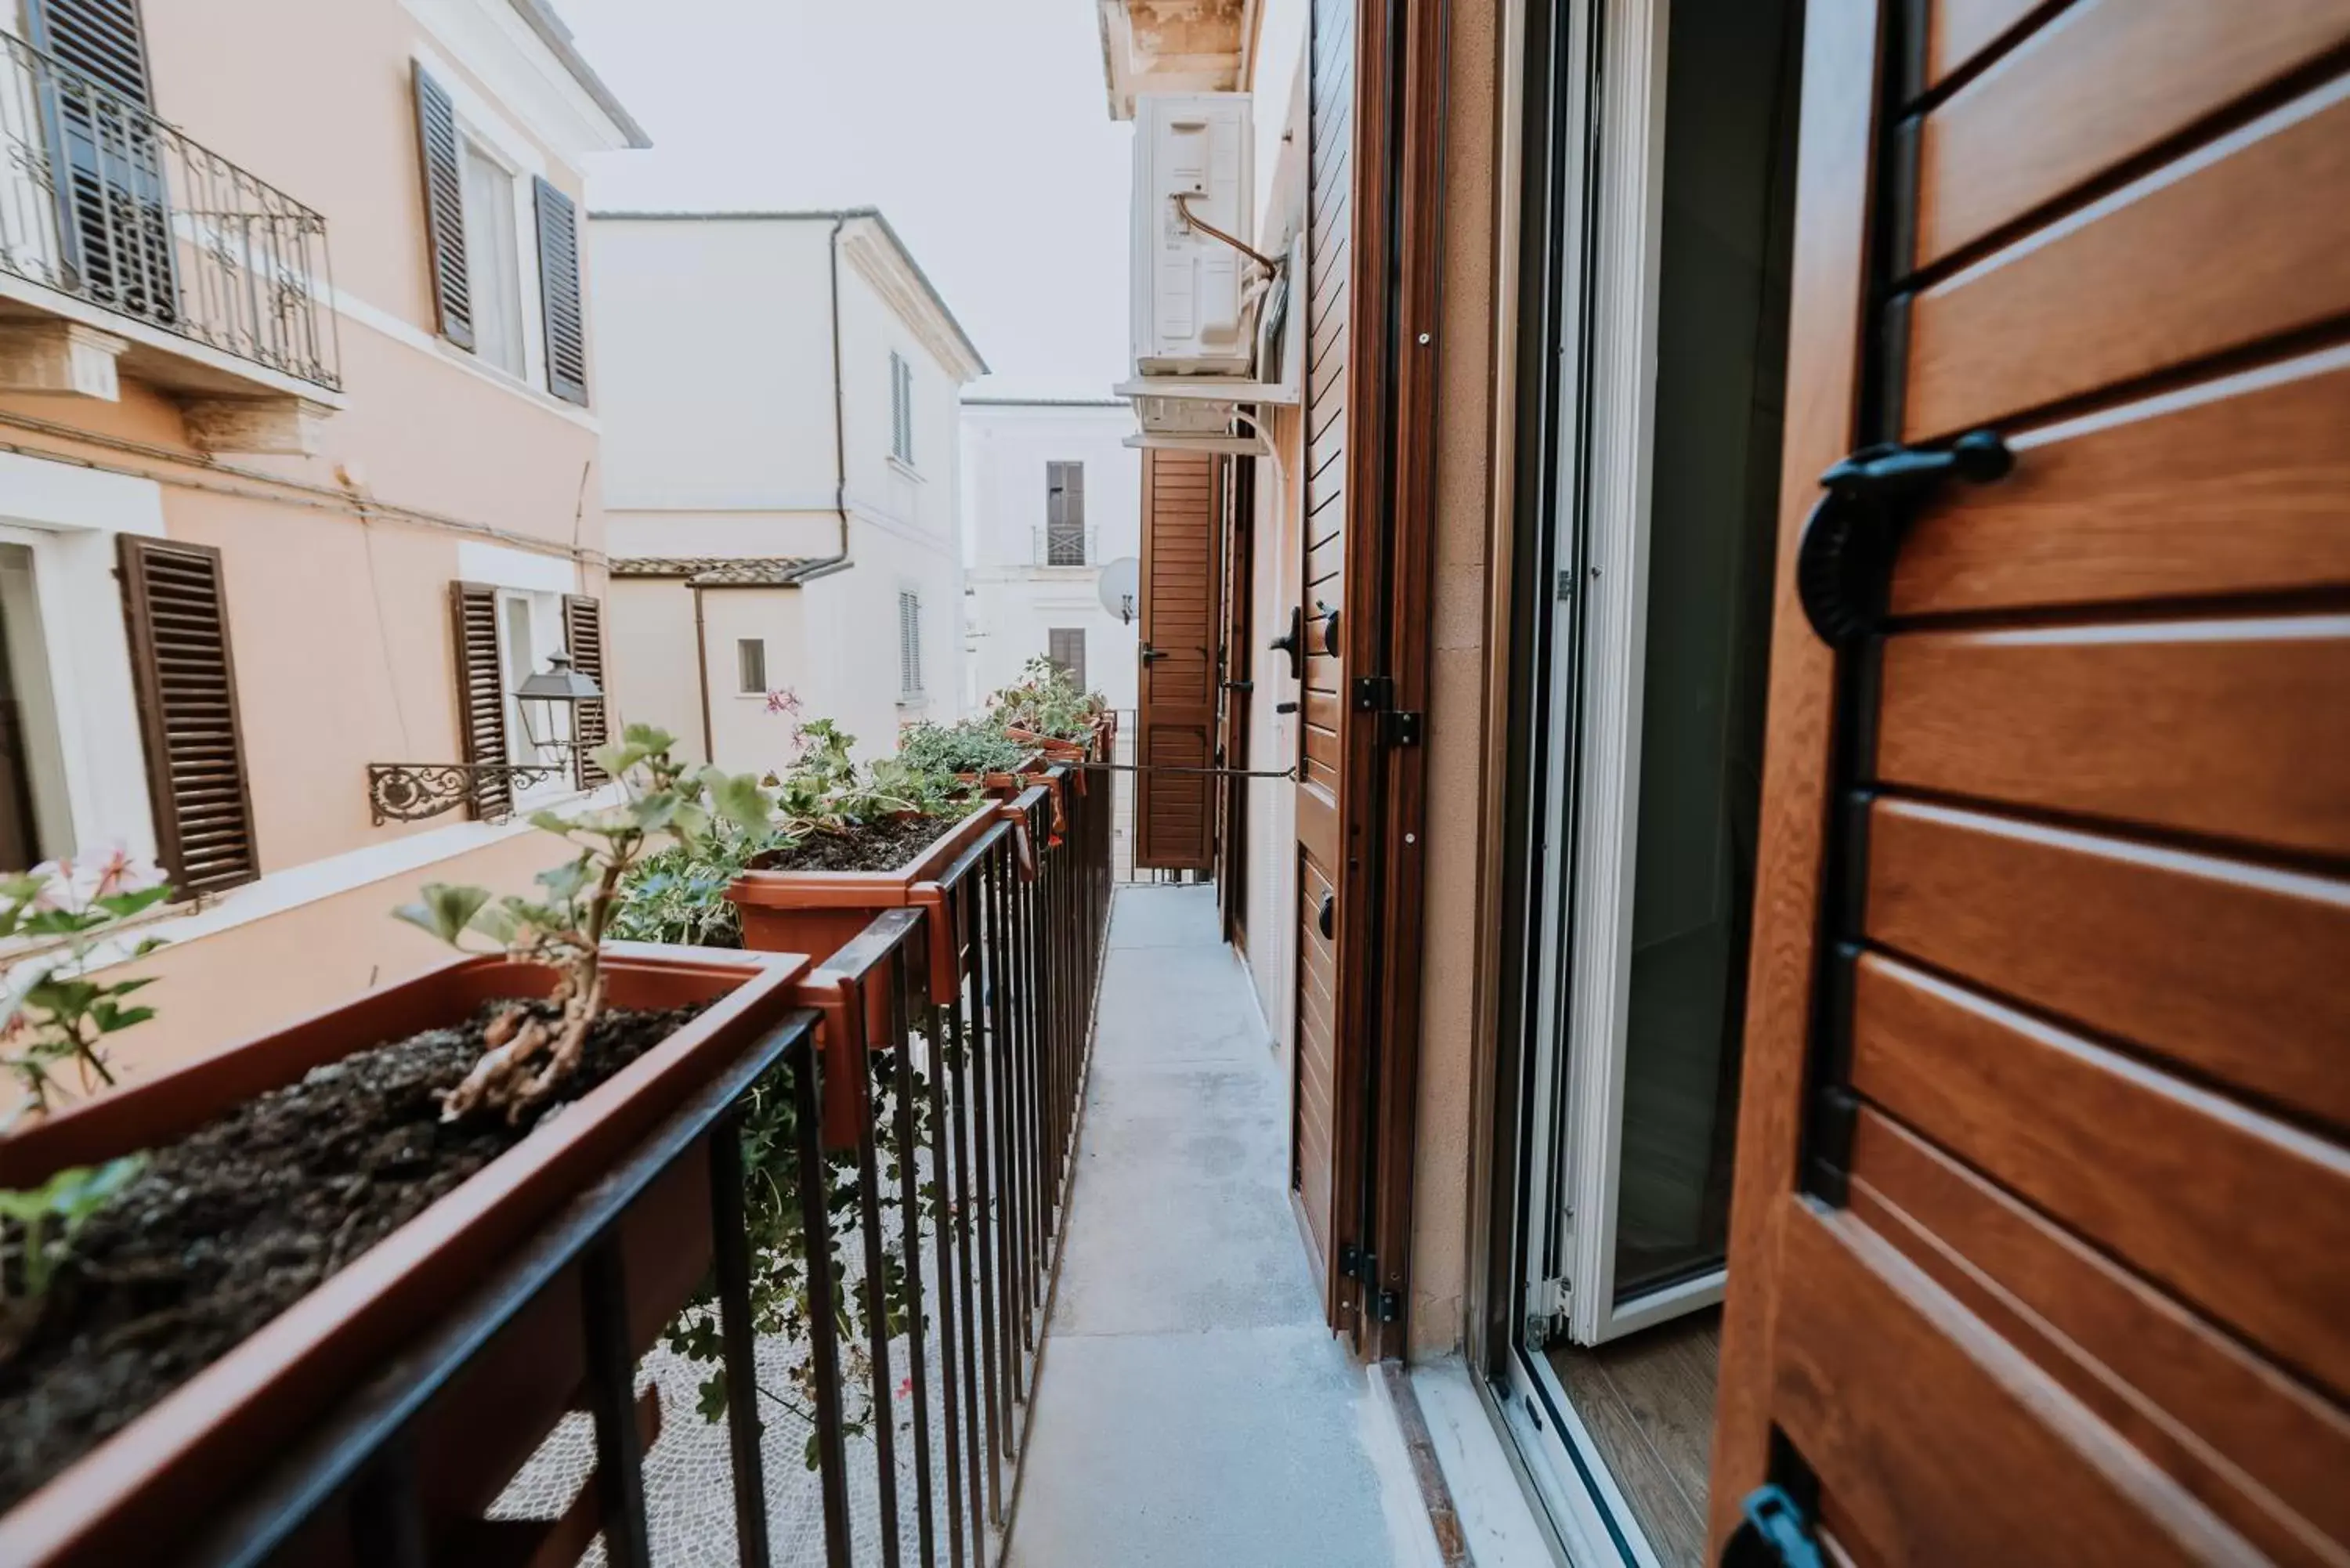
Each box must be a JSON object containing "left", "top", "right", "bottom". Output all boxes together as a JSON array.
[{"left": 1097, "top": 557, "right": 1141, "bottom": 626}]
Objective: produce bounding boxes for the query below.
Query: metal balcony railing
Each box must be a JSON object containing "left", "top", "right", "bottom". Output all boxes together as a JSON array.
[
  {"left": 1032, "top": 524, "right": 1095, "bottom": 567},
  {"left": 187, "top": 764, "right": 1116, "bottom": 1565},
  {"left": 0, "top": 33, "right": 340, "bottom": 391}
]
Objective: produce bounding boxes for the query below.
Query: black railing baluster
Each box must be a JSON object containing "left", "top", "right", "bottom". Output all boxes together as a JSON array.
[
  {"left": 581, "top": 1236, "right": 653, "bottom": 1568},
  {"left": 931, "top": 981, "right": 974, "bottom": 1568},
  {"left": 346, "top": 1435, "right": 425, "bottom": 1568},
  {"left": 965, "top": 851, "right": 1008, "bottom": 1516},
  {"left": 852, "top": 1010, "right": 904, "bottom": 1568},
  {"left": 709, "top": 1108, "right": 774, "bottom": 1568},
  {"left": 888, "top": 948, "right": 939, "bottom": 1568},
  {"left": 794, "top": 1035, "right": 855, "bottom": 1568}
]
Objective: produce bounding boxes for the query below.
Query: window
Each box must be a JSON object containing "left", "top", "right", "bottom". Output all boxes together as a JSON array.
[
  {"left": 1047, "top": 627, "right": 1086, "bottom": 694},
  {"left": 0, "top": 544, "right": 70, "bottom": 872},
  {"left": 888, "top": 351, "right": 916, "bottom": 466},
  {"left": 736, "top": 638, "right": 767, "bottom": 695},
  {"left": 498, "top": 592, "right": 541, "bottom": 764},
  {"left": 460, "top": 139, "right": 525, "bottom": 377},
  {"left": 897, "top": 591, "right": 924, "bottom": 697},
  {"left": 1046, "top": 461, "right": 1086, "bottom": 565}
]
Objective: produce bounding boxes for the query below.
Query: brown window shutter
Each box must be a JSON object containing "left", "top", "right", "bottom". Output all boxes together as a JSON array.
[
  {"left": 450, "top": 581, "right": 509, "bottom": 819},
  {"left": 533, "top": 176, "right": 589, "bottom": 406},
  {"left": 1135, "top": 449, "right": 1224, "bottom": 872},
  {"left": 564, "top": 593, "right": 609, "bottom": 788},
  {"left": 117, "top": 535, "right": 258, "bottom": 895},
  {"left": 411, "top": 62, "right": 472, "bottom": 350},
  {"left": 24, "top": 0, "right": 155, "bottom": 107}
]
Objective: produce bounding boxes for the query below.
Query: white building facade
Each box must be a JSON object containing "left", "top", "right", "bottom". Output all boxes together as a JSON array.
[
  {"left": 958, "top": 399, "right": 1142, "bottom": 716},
  {"left": 588, "top": 210, "right": 985, "bottom": 769}
]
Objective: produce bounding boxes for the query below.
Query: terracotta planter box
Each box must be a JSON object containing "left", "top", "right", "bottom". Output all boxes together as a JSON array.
[{"left": 0, "top": 943, "right": 810, "bottom": 1568}]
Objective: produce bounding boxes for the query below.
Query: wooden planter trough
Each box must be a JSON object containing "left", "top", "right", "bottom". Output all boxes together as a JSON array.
[{"left": 0, "top": 943, "right": 809, "bottom": 1568}]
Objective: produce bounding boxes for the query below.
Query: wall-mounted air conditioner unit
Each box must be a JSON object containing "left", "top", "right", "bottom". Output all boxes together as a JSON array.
[{"left": 1130, "top": 92, "right": 1255, "bottom": 378}]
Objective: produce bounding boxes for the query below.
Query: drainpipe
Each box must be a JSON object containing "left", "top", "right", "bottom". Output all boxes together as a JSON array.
[
  {"left": 819, "top": 215, "right": 851, "bottom": 565},
  {"left": 692, "top": 581, "right": 715, "bottom": 762}
]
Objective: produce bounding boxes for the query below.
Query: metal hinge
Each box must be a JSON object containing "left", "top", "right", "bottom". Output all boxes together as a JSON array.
[
  {"left": 1352, "top": 674, "right": 1393, "bottom": 713},
  {"left": 1523, "top": 1274, "right": 1569, "bottom": 1346},
  {"left": 1382, "top": 710, "right": 1423, "bottom": 746},
  {"left": 1340, "top": 1242, "right": 1368, "bottom": 1279},
  {"left": 1372, "top": 1287, "right": 1403, "bottom": 1324}
]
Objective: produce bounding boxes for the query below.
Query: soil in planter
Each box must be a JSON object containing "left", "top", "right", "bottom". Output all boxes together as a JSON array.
[
  {"left": 752, "top": 813, "right": 956, "bottom": 874},
  {"left": 0, "top": 999, "right": 704, "bottom": 1514}
]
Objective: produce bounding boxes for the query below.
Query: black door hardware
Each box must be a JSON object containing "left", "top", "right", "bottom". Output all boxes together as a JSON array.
[
  {"left": 1222, "top": 678, "right": 1256, "bottom": 693},
  {"left": 1720, "top": 1485, "right": 1824, "bottom": 1568},
  {"left": 1139, "top": 643, "right": 1169, "bottom": 663},
  {"left": 1269, "top": 605, "right": 1305, "bottom": 681},
  {"left": 1317, "top": 892, "right": 1336, "bottom": 939},
  {"left": 1275, "top": 701, "right": 1299, "bottom": 714},
  {"left": 1315, "top": 599, "right": 1341, "bottom": 656},
  {"left": 1794, "top": 429, "right": 2011, "bottom": 644}
]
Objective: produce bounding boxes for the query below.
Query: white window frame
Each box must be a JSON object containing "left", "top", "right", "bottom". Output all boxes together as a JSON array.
[
  {"left": 458, "top": 133, "right": 529, "bottom": 378},
  {"left": 0, "top": 454, "right": 164, "bottom": 869},
  {"left": 421, "top": 50, "right": 551, "bottom": 392},
  {"left": 896, "top": 587, "right": 925, "bottom": 703},
  {"left": 494, "top": 584, "right": 572, "bottom": 806},
  {"left": 736, "top": 637, "right": 767, "bottom": 696},
  {"left": 888, "top": 350, "right": 916, "bottom": 469}
]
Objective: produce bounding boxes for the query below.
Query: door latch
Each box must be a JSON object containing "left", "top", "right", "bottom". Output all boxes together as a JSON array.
[
  {"left": 1721, "top": 1485, "right": 1824, "bottom": 1568},
  {"left": 1269, "top": 605, "right": 1305, "bottom": 681},
  {"left": 1795, "top": 429, "right": 2010, "bottom": 644}
]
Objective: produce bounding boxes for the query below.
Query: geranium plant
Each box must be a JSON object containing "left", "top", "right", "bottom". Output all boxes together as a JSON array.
[
  {"left": 896, "top": 718, "right": 1034, "bottom": 779},
  {"left": 0, "top": 852, "right": 175, "bottom": 1129},
  {"left": 988, "top": 656, "right": 1102, "bottom": 744},
  {"left": 397, "top": 725, "right": 772, "bottom": 1123}
]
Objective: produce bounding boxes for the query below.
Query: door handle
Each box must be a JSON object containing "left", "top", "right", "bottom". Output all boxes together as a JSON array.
[
  {"left": 1222, "top": 678, "right": 1256, "bottom": 693},
  {"left": 1317, "top": 892, "right": 1335, "bottom": 940},
  {"left": 1275, "top": 701, "right": 1298, "bottom": 714},
  {"left": 1139, "top": 644, "right": 1169, "bottom": 663},
  {"left": 1315, "top": 600, "right": 1340, "bottom": 656},
  {"left": 1268, "top": 605, "right": 1304, "bottom": 681},
  {"left": 1795, "top": 430, "right": 2010, "bottom": 644}
]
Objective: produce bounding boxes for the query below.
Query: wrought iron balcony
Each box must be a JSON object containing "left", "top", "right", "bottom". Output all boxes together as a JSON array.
[{"left": 0, "top": 31, "right": 340, "bottom": 392}]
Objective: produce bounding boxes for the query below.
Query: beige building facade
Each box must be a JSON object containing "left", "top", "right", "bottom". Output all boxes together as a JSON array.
[
  {"left": 0, "top": 0, "right": 645, "bottom": 1073},
  {"left": 589, "top": 211, "right": 986, "bottom": 772}
]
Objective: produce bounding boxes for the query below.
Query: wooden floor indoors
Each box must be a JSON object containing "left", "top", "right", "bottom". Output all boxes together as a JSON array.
[{"left": 1546, "top": 1308, "right": 1722, "bottom": 1566}]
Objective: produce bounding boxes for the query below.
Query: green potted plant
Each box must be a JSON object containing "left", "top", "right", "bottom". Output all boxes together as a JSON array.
[{"left": 0, "top": 731, "right": 807, "bottom": 1568}]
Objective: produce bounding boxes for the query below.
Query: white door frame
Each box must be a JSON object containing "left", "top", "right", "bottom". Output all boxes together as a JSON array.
[{"left": 1520, "top": 0, "right": 1729, "bottom": 1351}]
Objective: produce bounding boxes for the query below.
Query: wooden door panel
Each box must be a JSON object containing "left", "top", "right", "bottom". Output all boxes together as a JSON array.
[
  {"left": 1849, "top": 1111, "right": 2350, "bottom": 1562},
  {"left": 1874, "top": 616, "right": 2350, "bottom": 860},
  {"left": 1716, "top": 1, "right": 2350, "bottom": 1556},
  {"left": 1136, "top": 449, "right": 1223, "bottom": 873},
  {"left": 1904, "top": 75, "right": 2350, "bottom": 440},
  {"left": 1913, "top": 0, "right": 2350, "bottom": 267},
  {"left": 1772, "top": 1203, "right": 2255, "bottom": 1567},
  {"left": 1890, "top": 349, "right": 2350, "bottom": 616},
  {"left": 1848, "top": 952, "right": 2350, "bottom": 1400},
  {"left": 1863, "top": 797, "right": 2350, "bottom": 1126},
  {"left": 1918, "top": 0, "right": 2051, "bottom": 95}
]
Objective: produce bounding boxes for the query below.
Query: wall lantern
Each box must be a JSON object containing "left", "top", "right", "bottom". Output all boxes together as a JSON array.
[{"left": 367, "top": 653, "right": 605, "bottom": 826}]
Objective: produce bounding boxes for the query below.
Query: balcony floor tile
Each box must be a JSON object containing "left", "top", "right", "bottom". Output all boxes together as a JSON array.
[{"left": 1008, "top": 885, "right": 1418, "bottom": 1566}]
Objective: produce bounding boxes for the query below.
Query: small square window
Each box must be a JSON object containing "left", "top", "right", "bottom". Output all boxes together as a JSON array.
[
  {"left": 1047, "top": 627, "right": 1086, "bottom": 693},
  {"left": 736, "top": 638, "right": 767, "bottom": 695}
]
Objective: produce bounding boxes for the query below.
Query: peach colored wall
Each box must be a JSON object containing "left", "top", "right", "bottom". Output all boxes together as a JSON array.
[
  {"left": 0, "top": 0, "right": 633, "bottom": 1068},
  {"left": 1407, "top": 0, "right": 1501, "bottom": 1360},
  {"left": 101, "top": 829, "right": 573, "bottom": 1081}
]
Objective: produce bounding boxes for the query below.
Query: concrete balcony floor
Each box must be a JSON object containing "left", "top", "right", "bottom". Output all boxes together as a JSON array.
[{"left": 1006, "top": 885, "right": 1430, "bottom": 1567}]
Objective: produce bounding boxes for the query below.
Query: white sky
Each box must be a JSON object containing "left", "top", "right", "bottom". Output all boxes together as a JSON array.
[{"left": 553, "top": 0, "right": 1135, "bottom": 402}]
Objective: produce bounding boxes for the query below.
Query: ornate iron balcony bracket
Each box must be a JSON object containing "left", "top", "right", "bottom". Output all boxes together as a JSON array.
[{"left": 367, "top": 763, "right": 569, "bottom": 826}]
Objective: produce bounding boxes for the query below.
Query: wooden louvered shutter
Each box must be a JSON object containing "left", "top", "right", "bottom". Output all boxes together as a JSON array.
[
  {"left": 1134, "top": 449, "right": 1222, "bottom": 871},
  {"left": 26, "top": 0, "right": 172, "bottom": 320},
  {"left": 117, "top": 536, "right": 258, "bottom": 895},
  {"left": 533, "top": 176, "right": 588, "bottom": 406},
  {"left": 411, "top": 63, "right": 472, "bottom": 351},
  {"left": 450, "top": 581, "right": 508, "bottom": 819},
  {"left": 563, "top": 593, "right": 609, "bottom": 789},
  {"left": 25, "top": 0, "right": 154, "bottom": 105}
]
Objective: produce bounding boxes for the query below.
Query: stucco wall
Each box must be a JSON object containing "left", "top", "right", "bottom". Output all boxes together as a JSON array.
[
  {"left": 606, "top": 577, "right": 706, "bottom": 761},
  {"left": 1405, "top": 0, "right": 1502, "bottom": 1360},
  {"left": 960, "top": 402, "right": 1143, "bottom": 713},
  {"left": 699, "top": 586, "right": 810, "bottom": 772},
  {"left": 0, "top": 0, "right": 636, "bottom": 1068}
]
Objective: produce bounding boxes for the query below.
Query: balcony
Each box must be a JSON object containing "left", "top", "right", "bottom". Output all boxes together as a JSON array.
[{"left": 0, "top": 33, "right": 340, "bottom": 449}]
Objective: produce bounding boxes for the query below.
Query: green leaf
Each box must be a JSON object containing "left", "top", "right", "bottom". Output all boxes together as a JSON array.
[
  {"left": 392, "top": 882, "right": 492, "bottom": 946},
  {"left": 627, "top": 791, "right": 682, "bottom": 833},
  {"left": 534, "top": 857, "right": 595, "bottom": 902},
  {"left": 622, "top": 722, "right": 676, "bottom": 753},
  {"left": 703, "top": 771, "right": 773, "bottom": 837},
  {"left": 93, "top": 885, "right": 175, "bottom": 920},
  {"left": 593, "top": 741, "right": 649, "bottom": 781},
  {"left": 527, "top": 808, "right": 577, "bottom": 836}
]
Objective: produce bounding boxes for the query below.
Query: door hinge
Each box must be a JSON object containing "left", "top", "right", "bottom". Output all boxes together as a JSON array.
[
  {"left": 1340, "top": 1242, "right": 1368, "bottom": 1279},
  {"left": 1352, "top": 674, "right": 1393, "bottom": 713},
  {"left": 1372, "top": 1287, "right": 1403, "bottom": 1324},
  {"left": 1382, "top": 710, "right": 1423, "bottom": 746},
  {"left": 1524, "top": 1274, "right": 1569, "bottom": 1345}
]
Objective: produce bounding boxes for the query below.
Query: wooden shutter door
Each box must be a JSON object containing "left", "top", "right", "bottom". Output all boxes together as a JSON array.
[
  {"left": 1712, "top": 4, "right": 2350, "bottom": 1562},
  {"left": 450, "top": 582, "right": 509, "bottom": 819},
  {"left": 533, "top": 176, "right": 588, "bottom": 405},
  {"left": 564, "top": 593, "right": 609, "bottom": 788},
  {"left": 411, "top": 62, "right": 472, "bottom": 350},
  {"left": 26, "top": 0, "right": 173, "bottom": 320},
  {"left": 1134, "top": 449, "right": 1222, "bottom": 871},
  {"left": 118, "top": 536, "right": 258, "bottom": 894}
]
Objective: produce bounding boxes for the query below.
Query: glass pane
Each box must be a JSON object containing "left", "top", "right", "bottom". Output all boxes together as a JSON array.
[
  {"left": 1612, "top": 0, "right": 1797, "bottom": 1305},
  {"left": 461, "top": 143, "right": 525, "bottom": 376}
]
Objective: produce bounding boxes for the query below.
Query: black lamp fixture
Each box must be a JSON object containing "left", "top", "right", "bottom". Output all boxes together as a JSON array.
[{"left": 367, "top": 652, "right": 606, "bottom": 825}]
